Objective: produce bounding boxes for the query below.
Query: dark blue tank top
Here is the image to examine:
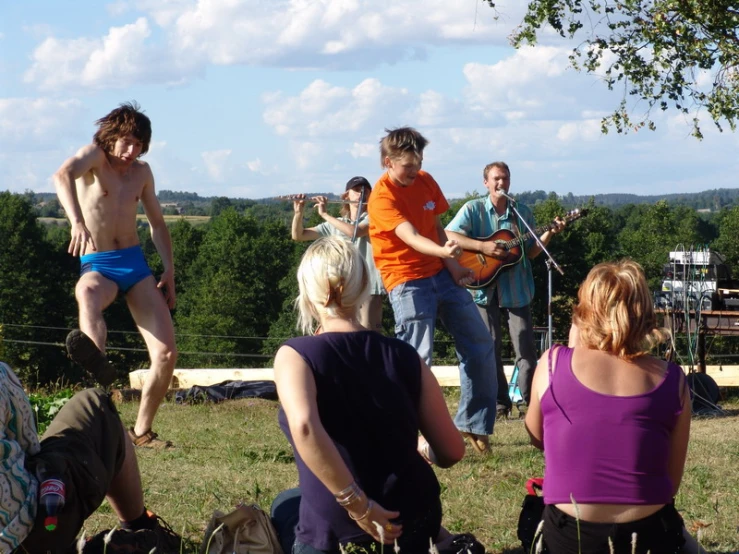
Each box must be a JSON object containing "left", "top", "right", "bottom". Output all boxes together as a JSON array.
[
  {"left": 278, "top": 331, "right": 441, "bottom": 552},
  {"left": 541, "top": 346, "right": 684, "bottom": 505}
]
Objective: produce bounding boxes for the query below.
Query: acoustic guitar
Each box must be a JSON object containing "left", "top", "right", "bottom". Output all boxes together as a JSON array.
[{"left": 457, "top": 208, "right": 587, "bottom": 290}]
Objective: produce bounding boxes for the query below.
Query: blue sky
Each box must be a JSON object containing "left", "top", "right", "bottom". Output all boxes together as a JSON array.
[{"left": 1, "top": 0, "right": 737, "bottom": 200}]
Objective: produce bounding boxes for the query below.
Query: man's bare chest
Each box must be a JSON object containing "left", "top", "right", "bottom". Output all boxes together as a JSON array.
[{"left": 83, "top": 166, "right": 146, "bottom": 204}]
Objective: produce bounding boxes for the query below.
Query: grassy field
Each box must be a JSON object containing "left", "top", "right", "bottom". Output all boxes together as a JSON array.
[
  {"left": 82, "top": 390, "right": 739, "bottom": 553},
  {"left": 136, "top": 214, "right": 211, "bottom": 225}
]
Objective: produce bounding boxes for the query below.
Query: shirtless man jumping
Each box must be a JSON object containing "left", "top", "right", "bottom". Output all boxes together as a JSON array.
[{"left": 54, "top": 102, "right": 177, "bottom": 449}]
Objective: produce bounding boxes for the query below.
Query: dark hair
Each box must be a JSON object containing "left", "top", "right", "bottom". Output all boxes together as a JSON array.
[
  {"left": 379, "top": 127, "right": 428, "bottom": 167},
  {"left": 93, "top": 102, "right": 152, "bottom": 157},
  {"left": 483, "top": 161, "right": 511, "bottom": 181}
]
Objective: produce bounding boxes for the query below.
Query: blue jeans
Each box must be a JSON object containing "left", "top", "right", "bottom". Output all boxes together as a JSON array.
[{"left": 389, "top": 269, "right": 497, "bottom": 435}]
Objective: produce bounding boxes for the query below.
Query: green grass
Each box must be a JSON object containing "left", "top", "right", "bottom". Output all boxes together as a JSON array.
[{"left": 79, "top": 391, "right": 739, "bottom": 553}]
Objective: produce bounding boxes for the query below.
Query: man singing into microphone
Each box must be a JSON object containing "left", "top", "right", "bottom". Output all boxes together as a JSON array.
[{"left": 445, "top": 162, "right": 565, "bottom": 417}]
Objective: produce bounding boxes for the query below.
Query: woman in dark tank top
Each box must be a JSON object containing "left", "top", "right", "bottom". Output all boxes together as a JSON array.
[
  {"left": 271, "top": 237, "right": 465, "bottom": 554},
  {"left": 524, "top": 260, "right": 703, "bottom": 554}
]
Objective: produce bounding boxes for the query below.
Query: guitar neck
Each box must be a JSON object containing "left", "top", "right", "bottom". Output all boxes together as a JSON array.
[{"left": 503, "top": 222, "right": 554, "bottom": 250}]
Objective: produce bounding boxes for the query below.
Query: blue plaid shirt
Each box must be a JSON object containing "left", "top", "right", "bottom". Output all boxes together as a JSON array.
[{"left": 446, "top": 196, "right": 536, "bottom": 308}]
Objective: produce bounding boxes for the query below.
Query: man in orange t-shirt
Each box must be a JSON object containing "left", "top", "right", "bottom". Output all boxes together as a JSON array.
[{"left": 368, "top": 127, "right": 498, "bottom": 453}]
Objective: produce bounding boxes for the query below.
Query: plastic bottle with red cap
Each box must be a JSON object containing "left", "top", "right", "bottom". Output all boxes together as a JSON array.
[{"left": 36, "top": 464, "right": 66, "bottom": 531}]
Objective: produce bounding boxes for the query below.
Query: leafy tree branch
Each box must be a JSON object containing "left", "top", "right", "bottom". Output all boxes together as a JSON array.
[{"left": 486, "top": 0, "right": 739, "bottom": 137}]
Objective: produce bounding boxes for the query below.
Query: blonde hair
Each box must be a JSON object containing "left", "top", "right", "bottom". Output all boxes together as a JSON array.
[
  {"left": 296, "top": 237, "right": 370, "bottom": 335},
  {"left": 379, "top": 127, "right": 428, "bottom": 167},
  {"left": 572, "top": 260, "right": 668, "bottom": 359}
]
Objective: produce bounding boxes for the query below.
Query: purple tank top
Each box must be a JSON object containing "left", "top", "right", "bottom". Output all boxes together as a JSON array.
[{"left": 541, "top": 346, "right": 684, "bottom": 505}]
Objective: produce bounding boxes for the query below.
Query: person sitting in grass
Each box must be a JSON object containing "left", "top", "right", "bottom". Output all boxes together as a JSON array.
[
  {"left": 271, "top": 236, "right": 465, "bottom": 554},
  {"left": 525, "top": 260, "right": 699, "bottom": 554},
  {"left": 0, "top": 361, "right": 182, "bottom": 553}
]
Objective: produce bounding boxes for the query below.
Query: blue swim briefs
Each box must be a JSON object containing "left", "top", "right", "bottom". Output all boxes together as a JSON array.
[{"left": 80, "top": 245, "right": 153, "bottom": 293}]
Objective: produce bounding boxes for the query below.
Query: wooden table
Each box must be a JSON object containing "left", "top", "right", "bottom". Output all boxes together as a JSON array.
[{"left": 657, "top": 309, "right": 739, "bottom": 376}]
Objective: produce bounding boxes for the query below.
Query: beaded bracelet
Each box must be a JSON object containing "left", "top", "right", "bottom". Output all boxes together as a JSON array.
[{"left": 347, "top": 499, "right": 374, "bottom": 521}]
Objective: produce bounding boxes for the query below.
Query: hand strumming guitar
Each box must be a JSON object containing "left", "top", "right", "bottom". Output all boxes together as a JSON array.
[
  {"left": 479, "top": 240, "right": 508, "bottom": 260},
  {"left": 441, "top": 239, "right": 464, "bottom": 259}
]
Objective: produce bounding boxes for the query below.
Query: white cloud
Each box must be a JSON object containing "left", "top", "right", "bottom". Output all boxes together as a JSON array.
[
  {"left": 201, "top": 149, "right": 232, "bottom": 182},
  {"left": 556, "top": 120, "right": 602, "bottom": 142},
  {"left": 147, "top": 140, "right": 167, "bottom": 153},
  {"left": 0, "top": 98, "right": 85, "bottom": 150},
  {"left": 106, "top": 1, "right": 130, "bottom": 16},
  {"left": 23, "top": 18, "right": 198, "bottom": 91},
  {"left": 21, "top": 24, "right": 54, "bottom": 40},
  {"left": 0, "top": 151, "right": 67, "bottom": 192},
  {"left": 25, "top": 19, "right": 148, "bottom": 89},
  {"left": 410, "top": 91, "right": 458, "bottom": 127},
  {"left": 293, "top": 142, "right": 322, "bottom": 170},
  {"left": 22, "top": 0, "right": 524, "bottom": 92},
  {"left": 7, "top": 7, "right": 737, "bottom": 199},
  {"left": 255, "top": 50, "right": 739, "bottom": 198},
  {"left": 463, "top": 46, "right": 575, "bottom": 119},
  {"left": 264, "top": 78, "right": 409, "bottom": 138},
  {"left": 161, "top": 0, "right": 515, "bottom": 69},
  {"left": 349, "top": 142, "right": 375, "bottom": 159}
]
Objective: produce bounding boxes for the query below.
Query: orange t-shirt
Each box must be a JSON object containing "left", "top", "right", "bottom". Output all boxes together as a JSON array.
[{"left": 368, "top": 170, "right": 450, "bottom": 292}]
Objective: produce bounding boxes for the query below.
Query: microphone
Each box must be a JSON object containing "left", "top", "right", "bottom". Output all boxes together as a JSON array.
[{"left": 499, "top": 190, "right": 517, "bottom": 204}]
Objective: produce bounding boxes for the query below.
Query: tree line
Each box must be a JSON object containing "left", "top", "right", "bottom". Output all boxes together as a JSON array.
[
  {"left": 29, "top": 186, "right": 739, "bottom": 219},
  {"left": 2, "top": 190, "right": 739, "bottom": 387}
]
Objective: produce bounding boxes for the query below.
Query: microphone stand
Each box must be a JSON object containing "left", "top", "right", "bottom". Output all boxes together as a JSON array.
[
  {"left": 503, "top": 193, "right": 563, "bottom": 349},
  {"left": 351, "top": 186, "right": 367, "bottom": 243}
]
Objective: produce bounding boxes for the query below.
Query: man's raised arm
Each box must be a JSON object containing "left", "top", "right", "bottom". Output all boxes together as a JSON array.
[{"left": 53, "top": 145, "right": 103, "bottom": 257}]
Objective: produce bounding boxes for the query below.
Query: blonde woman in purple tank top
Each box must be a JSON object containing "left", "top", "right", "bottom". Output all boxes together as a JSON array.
[{"left": 524, "top": 260, "right": 703, "bottom": 554}]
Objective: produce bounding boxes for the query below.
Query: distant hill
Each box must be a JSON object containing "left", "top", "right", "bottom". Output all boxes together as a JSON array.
[
  {"left": 29, "top": 187, "right": 739, "bottom": 215},
  {"left": 501, "top": 188, "right": 739, "bottom": 211}
]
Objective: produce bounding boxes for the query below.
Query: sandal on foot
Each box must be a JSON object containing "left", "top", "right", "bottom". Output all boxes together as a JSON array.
[
  {"left": 460, "top": 431, "right": 490, "bottom": 455},
  {"left": 128, "top": 427, "right": 174, "bottom": 449},
  {"left": 66, "top": 329, "right": 117, "bottom": 387}
]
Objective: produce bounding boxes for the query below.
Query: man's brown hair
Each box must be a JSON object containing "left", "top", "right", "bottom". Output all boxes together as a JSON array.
[
  {"left": 379, "top": 127, "right": 428, "bottom": 167},
  {"left": 483, "top": 161, "right": 511, "bottom": 181},
  {"left": 93, "top": 102, "right": 152, "bottom": 156}
]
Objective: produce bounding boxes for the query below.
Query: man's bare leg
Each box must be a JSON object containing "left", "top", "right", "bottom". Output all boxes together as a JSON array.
[
  {"left": 126, "top": 276, "right": 177, "bottom": 437},
  {"left": 107, "top": 422, "right": 145, "bottom": 521},
  {"left": 75, "top": 272, "right": 118, "bottom": 353}
]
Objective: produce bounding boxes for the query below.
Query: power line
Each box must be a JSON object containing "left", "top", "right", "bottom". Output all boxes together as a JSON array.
[
  {"left": 0, "top": 323, "right": 288, "bottom": 341},
  {"left": 1, "top": 339, "right": 272, "bottom": 359}
]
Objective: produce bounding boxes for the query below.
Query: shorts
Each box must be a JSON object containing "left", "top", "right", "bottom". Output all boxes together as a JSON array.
[
  {"left": 19, "top": 390, "right": 126, "bottom": 554},
  {"left": 80, "top": 245, "right": 152, "bottom": 293},
  {"left": 542, "top": 503, "right": 685, "bottom": 554}
]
